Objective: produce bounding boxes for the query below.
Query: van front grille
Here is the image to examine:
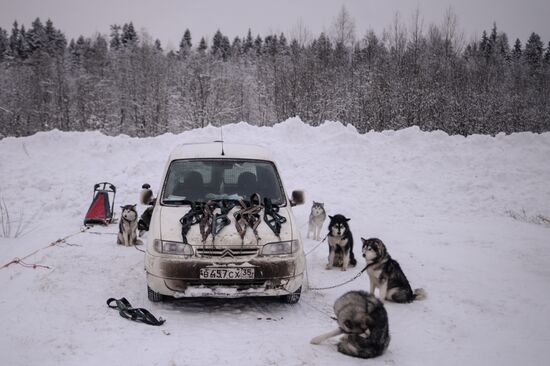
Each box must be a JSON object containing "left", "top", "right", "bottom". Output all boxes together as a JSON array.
[{"left": 196, "top": 247, "right": 259, "bottom": 258}]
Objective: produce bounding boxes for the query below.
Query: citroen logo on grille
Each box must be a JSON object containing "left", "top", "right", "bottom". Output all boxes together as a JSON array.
[{"left": 220, "top": 249, "right": 234, "bottom": 258}]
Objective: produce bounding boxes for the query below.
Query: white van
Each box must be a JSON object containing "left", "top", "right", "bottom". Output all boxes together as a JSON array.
[{"left": 144, "top": 142, "right": 305, "bottom": 303}]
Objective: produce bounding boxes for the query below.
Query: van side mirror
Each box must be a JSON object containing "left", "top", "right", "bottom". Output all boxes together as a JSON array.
[
  {"left": 140, "top": 183, "right": 155, "bottom": 205},
  {"left": 290, "top": 190, "right": 305, "bottom": 207}
]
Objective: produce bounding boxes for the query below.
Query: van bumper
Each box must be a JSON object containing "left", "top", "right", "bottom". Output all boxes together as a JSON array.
[{"left": 145, "top": 252, "right": 304, "bottom": 298}]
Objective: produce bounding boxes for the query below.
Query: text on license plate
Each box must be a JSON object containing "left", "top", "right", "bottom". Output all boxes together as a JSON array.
[{"left": 199, "top": 267, "right": 255, "bottom": 280}]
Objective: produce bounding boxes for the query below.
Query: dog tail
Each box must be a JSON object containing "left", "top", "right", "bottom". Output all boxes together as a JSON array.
[{"left": 413, "top": 288, "right": 427, "bottom": 301}]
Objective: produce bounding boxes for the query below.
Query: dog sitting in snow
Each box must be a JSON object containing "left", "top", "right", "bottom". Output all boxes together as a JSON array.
[
  {"left": 117, "top": 204, "right": 138, "bottom": 246},
  {"left": 326, "top": 214, "right": 357, "bottom": 271},
  {"left": 362, "top": 238, "right": 426, "bottom": 303},
  {"left": 311, "top": 290, "right": 390, "bottom": 359},
  {"left": 307, "top": 201, "right": 326, "bottom": 240}
]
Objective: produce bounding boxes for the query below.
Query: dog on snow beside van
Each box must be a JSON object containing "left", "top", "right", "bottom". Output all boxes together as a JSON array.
[
  {"left": 362, "top": 238, "right": 426, "bottom": 303},
  {"left": 326, "top": 214, "right": 357, "bottom": 271}
]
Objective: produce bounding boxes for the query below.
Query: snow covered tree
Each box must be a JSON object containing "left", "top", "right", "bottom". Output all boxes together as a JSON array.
[
  {"left": 178, "top": 29, "right": 192, "bottom": 58},
  {"left": 8, "top": 21, "right": 19, "bottom": 58},
  {"left": 231, "top": 36, "right": 242, "bottom": 57},
  {"left": 480, "top": 30, "right": 491, "bottom": 62},
  {"left": 243, "top": 29, "right": 254, "bottom": 54},
  {"left": 16, "top": 25, "right": 30, "bottom": 60},
  {"left": 183, "top": 29, "right": 192, "bottom": 48},
  {"left": 211, "top": 30, "right": 223, "bottom": 57},
  {"left": 109, "top": 25, "right": 121, "bottom": 50},
  {"left": 27, "top": 18, "right": 47, "bottom": 54},
  {"left": 44, "top": 19, "right": 66, "bottom": 56},
  {"left": 512, "top": 38, "right": 522, "bottom": 60},
  {"left": 496, "top": 32, "right": 510, "bottom": 60},
  {"left": 0, "top": 28, "right": 8, "bottom": 62},
  {"left": 121, "top": 22, "right": 138, "bottom": 47},
  {"left": 154, "top": 39, "right": 162, "bottom": 52},
  {"left": 198, "top": 37, "right": 207, "bottom": 53},
  {"left": 254, "top": 35, "right": 263, "bottom": 54},
  {"left": 524, "top": 32, "right": 543, "bottom": 70}
]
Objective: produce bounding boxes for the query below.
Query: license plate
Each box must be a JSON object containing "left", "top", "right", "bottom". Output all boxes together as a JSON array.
[{"left": 199, "top": 267, "right": 255, "bottom": 280}]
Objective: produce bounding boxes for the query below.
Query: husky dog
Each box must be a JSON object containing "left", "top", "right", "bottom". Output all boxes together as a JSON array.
[
  {"left": 362, "top": 238, "right": 426, "bottom": 303},
  {"left": 307, "top": 201, "right": 326, "bottom": 240},
  {"left": 311, "top": 291, "right": 390, "bottom": 359},
  {"left": 117, "top": 204, "right": 138, "bottom": 246},
  {"left": 326, "top": 214, "right": 357, "bottom": 271}
]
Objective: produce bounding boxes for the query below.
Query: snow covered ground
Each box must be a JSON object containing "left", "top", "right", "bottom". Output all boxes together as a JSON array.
[{"left": 1, "top": 118, "right": 550, "bottom": 366}]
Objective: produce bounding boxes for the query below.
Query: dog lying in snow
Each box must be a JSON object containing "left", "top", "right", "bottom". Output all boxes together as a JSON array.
[{"left": 311, "top": 291, "right": 390, "bottom": 359}]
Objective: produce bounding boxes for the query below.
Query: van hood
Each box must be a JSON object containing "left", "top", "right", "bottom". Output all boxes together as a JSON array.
[{"left": 159, "top": 205, "right": 293, "bottom": 246}]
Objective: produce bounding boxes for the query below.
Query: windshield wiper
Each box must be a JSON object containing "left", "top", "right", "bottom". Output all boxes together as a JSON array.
[{"left": 163, "top": 199, "right": 193, "bottom": 205}]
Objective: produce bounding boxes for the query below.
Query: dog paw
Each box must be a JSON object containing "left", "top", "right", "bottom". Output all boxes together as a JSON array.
[
  {"left": 337, "top": 340, "right": 358, "bottom": 356},
  {"left": 325, "top": 264, "right": 333, "bottom": 270},
  {"left": 341, "top": 267, "right": 347, "bottom": 271}
]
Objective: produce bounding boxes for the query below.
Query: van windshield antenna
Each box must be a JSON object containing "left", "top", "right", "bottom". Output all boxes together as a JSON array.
[{"left": 220, "top": 124, "right": 225, "bottom": 156}]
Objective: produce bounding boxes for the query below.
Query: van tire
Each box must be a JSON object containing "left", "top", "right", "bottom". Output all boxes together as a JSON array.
[
  {"left": 281, "top": 286, "right": 301, "bottom": 304},
  {"left": 148, "top": 286, "right": 164, "bottom": 302}
]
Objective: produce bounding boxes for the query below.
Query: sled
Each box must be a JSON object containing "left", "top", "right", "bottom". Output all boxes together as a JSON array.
[{"left": 84, "top": 182, "right": 116, "bottom": 226}]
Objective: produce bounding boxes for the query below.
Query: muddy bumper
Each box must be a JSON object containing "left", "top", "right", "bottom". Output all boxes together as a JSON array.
[{"left": 145, "top": 253, "right": 304, "bottom": 298}]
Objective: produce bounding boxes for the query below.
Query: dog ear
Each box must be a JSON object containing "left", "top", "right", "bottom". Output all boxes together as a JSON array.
[
  {"left": 328, "top": 215, "right": 333, "bottom": 220},
  {"left": 345, "top": 217, "right": 350, "bottom": 222},
  {"left": 361, "top": 237, "right": 367, "bottom": 243}
]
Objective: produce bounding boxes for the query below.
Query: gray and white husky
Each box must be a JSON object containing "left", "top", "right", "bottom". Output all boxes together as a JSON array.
[
  {"left": 307, "top": 201, "right": 326, "bottom": 240},
  {"left": 117, "top": 204, "right": 138, "bottom": 246},
  {"left": 311, "top": 290, "right": 390, "bottom": 359},
  {"left": 362, "top": 238, "right": 426, "bottom": 303}
]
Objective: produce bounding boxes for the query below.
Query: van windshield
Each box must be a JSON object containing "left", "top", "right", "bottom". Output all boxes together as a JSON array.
[{"left": 162, "top": 159, "right": 286, "bottom": 205}]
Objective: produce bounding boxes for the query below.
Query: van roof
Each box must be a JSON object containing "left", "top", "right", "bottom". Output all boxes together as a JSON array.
[{"left": 169, "top": 142, "right": 275, "bottom": 161}]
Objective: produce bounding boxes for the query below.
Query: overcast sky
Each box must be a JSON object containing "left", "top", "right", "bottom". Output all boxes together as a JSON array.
[{"left": 2, "top": 0, "right": 549, "bottom": 50}]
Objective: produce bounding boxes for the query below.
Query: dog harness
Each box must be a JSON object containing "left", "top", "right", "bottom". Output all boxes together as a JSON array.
[
  {"left": 263, "top": 197, "right": 287, "bottom": 238},
  {"left": 233, "top": 193, "right": 263, "bottom": 243},
  {"left": 107, "top": 297, "right": 165, "bottom": 326},
  {"left": 179, "top": 194, "right": 286, "bottom": 245}
]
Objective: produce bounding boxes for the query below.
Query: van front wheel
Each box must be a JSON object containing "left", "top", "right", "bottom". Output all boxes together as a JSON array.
[{"left": 148, "top": 286, "right": 164, "bottom": 302}]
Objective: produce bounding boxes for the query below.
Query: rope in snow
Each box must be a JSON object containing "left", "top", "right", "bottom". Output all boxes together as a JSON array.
[
  {"left": 0, "top": 226, "right": 89, "bottom": 270},
  {"left": 305, "top": 234, "right": 328, "bottom": 256},
  {"left": 308, "top": 266, "right": 368, "bottom": 291}
]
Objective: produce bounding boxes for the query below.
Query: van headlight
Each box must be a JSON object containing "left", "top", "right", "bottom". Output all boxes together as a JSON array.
[
  {"left": 154, "top": 239, "right": 194, "bottom": 256},
  {"left": 261, "top": 240, "right": 300, "bottom": 256}
]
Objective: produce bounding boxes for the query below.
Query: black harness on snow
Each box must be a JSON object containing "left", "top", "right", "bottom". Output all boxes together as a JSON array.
[{"left": 107, "top": 297, "right": 165, "bottom": 326}]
